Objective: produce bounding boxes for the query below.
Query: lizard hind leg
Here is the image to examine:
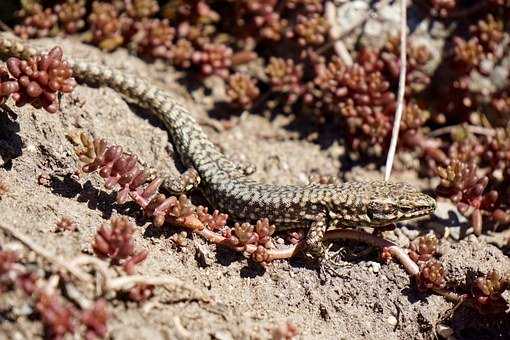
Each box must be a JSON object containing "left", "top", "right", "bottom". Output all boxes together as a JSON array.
[{"left": 162, "top": 167, "right": 201, "bottom": 194}]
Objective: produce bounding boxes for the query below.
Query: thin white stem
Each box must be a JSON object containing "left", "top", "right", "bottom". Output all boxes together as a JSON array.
[{"left": 384, "top": 0, "right": 408, "bottom": 181}]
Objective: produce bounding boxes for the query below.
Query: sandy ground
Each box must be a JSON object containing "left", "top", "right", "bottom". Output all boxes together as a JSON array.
[{"left": 0, "top": 37, "right": 509, "bottom": 340}]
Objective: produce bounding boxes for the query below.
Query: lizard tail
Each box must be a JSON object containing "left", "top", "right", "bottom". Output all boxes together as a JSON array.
[{"left": 0, "top": 34, "right": 240, "bottom": 180}]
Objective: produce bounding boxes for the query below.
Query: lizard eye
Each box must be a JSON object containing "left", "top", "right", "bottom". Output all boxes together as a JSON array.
[
  {"left": 367, "top": 208, "right": 384, "bottom": 221},
  {"left": 367, "top": 203, "right": 396, "bottom": 221}
]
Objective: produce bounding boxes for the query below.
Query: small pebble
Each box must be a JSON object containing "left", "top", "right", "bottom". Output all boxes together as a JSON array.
[
  {"left": 26, "top": 143, "right": 37, "bottom": 153},
  {"left": 14, "top": 303, "right": 33, "bottom": 316},
  {"left": 447, "top": 226, "right": 461, "bottom": 241},
  {"left": 467, "top": 234, "right": 478, "bottom": 242},
  {"left": 400, "top": 226, "right": 420, "bottom": 240},
  {"left": 436, "top": 324, "right": 454, "bottom": 338},
  {"left": 111, "top": 327, "right": 166, "bottom": 340},
  {"left": 3, "top": 241, "right": 24, "bottom": 253},
  {"left": 10, "top": 332, "right": 25, "bottom": 340},
  {"left": 368, "top": 261, "right": 381, "bottom": 273},
  {"left": 386, "top": 315, "right": 398, "bottom": 326},
  {"left": 214, "top": 331, "right": 234, "bottom": 340},
  {"left": 480, "top": 59, "right": 494, "bottom": 75}
]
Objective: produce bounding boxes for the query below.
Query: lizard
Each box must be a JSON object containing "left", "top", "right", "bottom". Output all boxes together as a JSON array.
[{"left": 0, "top": 36, "right": 437, "bottom": 267}]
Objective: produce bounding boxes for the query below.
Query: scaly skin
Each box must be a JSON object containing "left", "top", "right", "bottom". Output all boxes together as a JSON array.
[{"left": 0, "top": 36, "right": 436, "bottom": 258}]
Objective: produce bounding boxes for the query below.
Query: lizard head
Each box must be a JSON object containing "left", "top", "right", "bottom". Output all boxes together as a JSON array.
[
  {"left": 327, "top": 180, "right": 436, "bottom": 227},
  {"left": 363, "top": 181, "right": 436, "bottom": 225}
]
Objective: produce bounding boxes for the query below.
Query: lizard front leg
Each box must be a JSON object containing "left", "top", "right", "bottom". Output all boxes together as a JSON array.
[
  {"left": 304, "top": 213, "right": 327, "bottom": 259},
  {"left": 304, "top": 213, "right": 350, "bottom": 278}
]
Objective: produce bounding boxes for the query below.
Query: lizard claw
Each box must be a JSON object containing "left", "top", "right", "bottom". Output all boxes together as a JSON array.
[
  {"left": 318, "top": 258, "right": 350, "bottom": 282},
  {"left": 317, "top": 243, "right": 352, "bottom": 281}
]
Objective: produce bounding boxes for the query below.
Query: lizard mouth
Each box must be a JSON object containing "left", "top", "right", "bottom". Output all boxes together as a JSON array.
[
  {"left": 411, "top": 195, "right": 437, "bottom": 217},
  {"left": 397, "top": 203, "right": 436, "bottom": 221},
  {"left": 367, "top": 201, "right": 436, "bottom": 224},
  {"left": 397, "top": 194, "right": 437, "bottom": 220}
]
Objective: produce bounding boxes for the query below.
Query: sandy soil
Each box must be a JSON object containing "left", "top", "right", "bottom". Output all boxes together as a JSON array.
[{"left": 0, "top": 37, "right": 509, "bottom": 340}]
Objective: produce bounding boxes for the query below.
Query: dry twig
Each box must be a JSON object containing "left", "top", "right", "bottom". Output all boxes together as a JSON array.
[
  {"left": 0, "top": 223, "right": 91, "bottom": 282},
  {"left": 0, "top": 224, "right": 209, "bottom": 301},
  {"left": 68, "top": 255, "right": 209, "bottom": 301}
]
